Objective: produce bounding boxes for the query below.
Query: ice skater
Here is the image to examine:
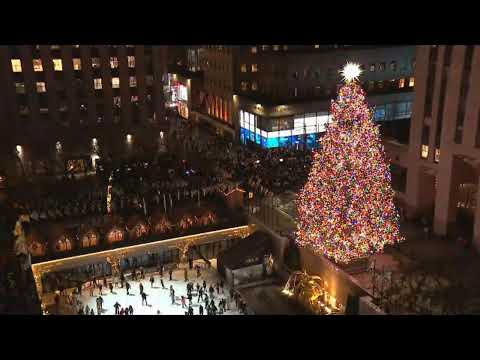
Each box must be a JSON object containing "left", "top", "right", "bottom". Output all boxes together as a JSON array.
[
  {"left": 141, "top": 292, "right": 148, "bottom": 306},
  {"left": 197, "top": 287, "right": 204, "bottom": 302},
  {"left": 150, "top": 276, "right": 154, "bottom": 288},
  {"left": 170, "top": 286, "right": 175, "bottom": 305},
  {"left": 184, "top": 268, "right": 188, "bottom": 282},
  {"left": 215, "top": 282, "right": 219, "bottom": 295},
  {"left": 139, "top": 282, "right": 144, "bottom": 295},
  {"left": 160, "top": 278, "right": 166, "bottom": 289},
  {"left": 126, "top": 282, "right": 131, "bottom": 295},
  {"left": 199, "top": 304, "right": 204, "bottom": 315},
  {"left": 114, "top": 301, "right": 121, "bottom": 315},
  {"left": 120, "top": 272, "right": 125, "bottom": 288},
  {"left": 202, "top": 280, "right": 207, "bottom": 291},
  {"left": 129, "top": 305, "right": 134, "bottom": 315},
  {"left": 169, "top": 269, "right": 173, "bottom": 281},
  {"left": 109, "top": 282, "right": 114, "bottom": 293}
]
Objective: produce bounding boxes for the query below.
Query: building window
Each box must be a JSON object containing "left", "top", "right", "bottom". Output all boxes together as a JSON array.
[
  {"left": 129, "top": 76, "right": 137, "bottom": 87},
  {"left": 131, "top": 95, "right": 139, "bottom": 103},
  {"left": 110, "top": 56, "right": 119, "bottom": 69},
  {"left": 377, "top": 81, "right": 384, "bottom": 89},
  {"left": 434, "top": 148, "right": 440, "bottom": 163},
  {"left": 113, "top": 96, "right": 121, "bottom": 107},
  {"left": 112, "top": 77, "right": 120, "bottom": 88},
  {"left": 93, "top": 78, "right": 102, "bottom": 90},
  {"left": 421, "top": 144, "right": 429, "bottom": 159},
  {"left": 314, "top": 45, "right": 320, "bottom": 49},
  {"left": 262, "top": 45, "right": 269, "bottom": 51},
  {"left": 293, "top": 71, "right": 299, "bottom": 80},
  {"left": 251, "top": 81, "right": 258, "bottom": 91},
  {"left": 241, "top": 81, "right": 248, "bottom": 91},
  {"left": 273, "top": 45, "right": 280, "bottom": 51},
  {"left": 241, "top": 64, "right": 247, "bottom": 72},
  {"left": 368, "top": 81, "right": 375, "bottom": 90},
  {"left": 369, "top": 64, "right": 375, "bottom": 72},
  {"left": 409, "top": 77, "right": 415, "bottom": 87},
  {"left": 15, "top": 82, "right": 25, "bottom": 94},
  {"left": 379, "top": 62, "right": 386, "bottom": 71},
  {"left": 92, "top": 57, "right": 101, "bottom": 69},
  {"left": 390, "top": 61, "right": 397, "bottom": 71},
  {"left": 251, "top": 64, "right": 258, "bottom": 72},
  {"left": 11, "top": 59, "right": 22, "bottom": 72},
  {"left": 146, "top": 75, "right": 154, "bottom": 86},
  {"left": 127, "top": 55, "right": 135, "bottom": 68},
  {"left": 33, "top": 59, "right": 43, "bottom": 72},
  {"left": 398, "top": 78, "right": 405, "bottom": 88},
  {"left": 73, "top": 58, "right": 82, "bottom": 70},
  {"left": 283, "top": 45, "right": 288, "bottom": 51},
  {"left": 251, "top": 47, "right": 257, "bottom": 54},
  {"left": 36, "top": 82, "right": 46, "bottom": 93},
  {"left": 52, "top": 59, "right": 63, "bottom": 71}
]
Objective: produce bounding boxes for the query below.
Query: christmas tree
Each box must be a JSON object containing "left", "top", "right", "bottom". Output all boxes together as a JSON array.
[{"left": 296, "top": 63, "right": 404, "bottom": 264}]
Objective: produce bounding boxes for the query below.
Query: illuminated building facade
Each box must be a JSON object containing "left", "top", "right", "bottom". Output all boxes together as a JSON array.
[
  {"left": 0, "top": 45, "right": 168, "bottom": 182},
  {"left": 400, "top": 45, "right": 480, "bottom": 249}
]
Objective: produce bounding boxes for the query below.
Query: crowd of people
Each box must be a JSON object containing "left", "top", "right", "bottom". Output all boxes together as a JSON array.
[{"left": 53, "top": 262, "right": 250, "bottom": 316}]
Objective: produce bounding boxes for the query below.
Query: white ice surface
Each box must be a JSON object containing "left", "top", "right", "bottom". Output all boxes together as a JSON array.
[{"left": 76, "top": 260, "right": 242, "bottom": 315}]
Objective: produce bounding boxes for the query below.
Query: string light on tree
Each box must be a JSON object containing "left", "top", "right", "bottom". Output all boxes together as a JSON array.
[{"left": 296, "top": 62, "right": 404, "bottom": 264}]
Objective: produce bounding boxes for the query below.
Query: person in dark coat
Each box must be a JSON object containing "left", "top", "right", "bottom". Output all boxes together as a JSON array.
[
  {"left": 114, "top": 301, "right": 121, "bottom": 315},
  {"left": 202, "top": 280, "right": 207, "bottom": 291},
  {"left": 109, "top": 282, "right": 114, "bottom": 293},
  {"left": 128, "top": 305, "right": 134, "bottom": 315},
  {"left": 125, "top": 282, "right": 131, "bottom": 295},
  {"left": 159, "top": 265, "right": 163, "bottom": 278},
  {"left": 120, "top": 308, "right": 125, "bottom": 315},
  {"left": 90, "top": 309, "right": 95, "bottom": 315},
  {"left": 209, "top": 285, "right": 214, "bottom": 298},
  {"left": 160, "top": 278, "right": 166, "bottom": 289},
  {"left": 198, "top": 287, "right": 204, "bottom": 302},
  {"left": 188, "top": 305, "right": 194, "bottom": 315},
  {"left": 139, "top": 282, "right": 144, "bottom": 295},
  {"left": 98, "top": 284, "right": 103, "bottom": 295},
  {"left": 199, "top": 304, "right": 204, "bottom": 315},
  {"left": 169, "top": 269, "right": 173, "bottom": 281},
  {"left": 184, "top": 268, "right": 188, "bottom": 282},
  {"left": 150, "top": 276, "right": 154, "bottom": 288},
  {"left": 215, "top": 282, "right": 219, "bottom": 295},
  {"left": 141, "top": 292, "right": 148, "bottom": 306},
  {"left": 120, "top": 272, "right": 125, "bottom": 288}
]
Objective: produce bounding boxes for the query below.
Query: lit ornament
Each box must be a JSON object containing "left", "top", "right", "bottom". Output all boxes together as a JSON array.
[{"left": 340, "top": 62, "right": 362, "bottom": 83}]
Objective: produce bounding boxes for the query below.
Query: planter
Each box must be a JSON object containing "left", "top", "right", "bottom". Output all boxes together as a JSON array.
[{"left": 335, "top": 257, "right": 370, "bottom": 275}]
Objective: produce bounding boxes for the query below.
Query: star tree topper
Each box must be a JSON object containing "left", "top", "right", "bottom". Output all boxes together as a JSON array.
[{"left": 340, "top": 62, "right": 362, "bottom": 83}]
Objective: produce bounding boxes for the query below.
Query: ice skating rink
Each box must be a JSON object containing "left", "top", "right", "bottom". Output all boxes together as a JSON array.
[{"left": 76, "top": 260, "right": 242, "bottom": 315}]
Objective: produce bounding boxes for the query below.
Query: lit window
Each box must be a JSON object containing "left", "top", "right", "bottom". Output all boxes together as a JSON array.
[
  {"left": 421, "top": 145, "right": 429, "bottom": 159},
  {"left": 110, "top": 56, "right": 119, "bottom": 69},
  {"left": 92, "top": 57, "right": 101, "bottom": 69},
  {"left": 241, "top": 81, "right": 248, "bottom": 91},
  {"left": 294, "top": 87, "right": 298, "bottom": 97},
  {"left": 93, "top": 78, "right": 103, "bottom": 90},
  {"left": 241, "top": 64, "right": 247, "bottom": 72},
  {"left": 379, "top": 62, "right": 386, "bottom": 71},
  {"left": 112, "top": 77, "right": 120, "bottom": 88},
  {"left": 127, "top": 56, "right": 135, "bottom": 68},
  {"left": 273, "top": 45, "right": 280, "bottom": 51},
  {"left": 434, "top": 148, "right": 440, "bottom": 163},
  {"left": 50, "top": 45, "right": 60, "bottom": 50},
  {"left": 33, "top": 59, "right": 43, "bottom": 72},
  {"left": 251, "top": 46, "right": 257, "bottom": 54},
  {"left": 113, "top": 96, "right": 121, "bottom": 107},
  {"left": 129, "top": 76, "right": 137, "bottom": 87},
  {"left": 398, "top": 78, "right": 405, "bottom": 88},
  {"left": 314, "top": 45, "right": 320, "bottom": 49},
  {"left": 11, "top": 59, "right": 22, "bottom": 72},
  {"left": 369, "top": 64, "right": 375, "bottom": 72},
  {"left": 36, "top": 82, "right": 46, "bottom": 93},
  {"left": 53, "top": 59, "right": 63, "bottom": 71},
  {"left": 409, "top": 77, "right": 415, "bottom": 87},
  {"left": 73, "top": 58, "right": 82, "bottom": 70},
  {"left": 390, "top": 61, "right": 397, "bottom": 71},
  {"left": 377, "top": 81, "right": 384, "bottom": 89},
  {"left": 15, "top": 82, "right": 25, "bottom": 94},
  {"left": 131, "top": 95, "right": 139, "bottom": 103},
  {"left": 251, "top": 81, "right": 258, "bottom": 91},
  {"left": 283, "top": 45, "right": 288, "bottom": 50},
  {"left": 251, "top": 64, "right": 258, "bottom": 72}
]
